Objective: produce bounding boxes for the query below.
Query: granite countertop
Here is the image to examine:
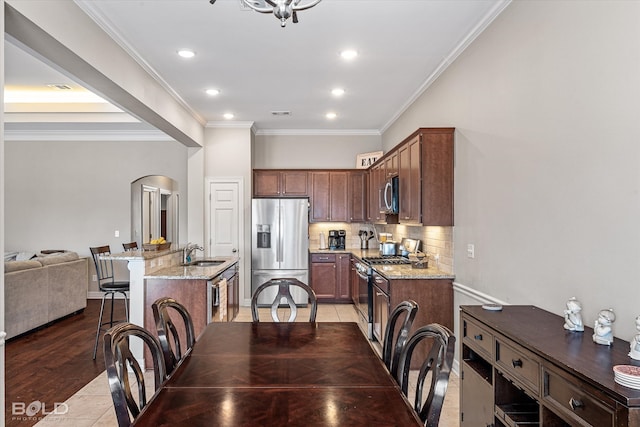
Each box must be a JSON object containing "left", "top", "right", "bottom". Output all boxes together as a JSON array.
[
  {"left": 144, "top": 256, "right": 239, "bottom": 280},
  {"left": 309, "top": 246, "right": 455, "bottom": 280},
  {"left": 100, "top": 247, "right": 183, "bottom": 261}
]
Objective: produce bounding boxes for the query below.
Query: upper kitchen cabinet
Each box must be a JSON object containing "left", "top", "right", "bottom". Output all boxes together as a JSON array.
[
  {"left": 420, "top": 128, "right": 454, "bottom": 226},
  {"left": 398, "top": 135, "right": 421, "bottom": 224},
  {"left": 367, "top": 163, "right": 385, "bottom": 223},
  {"left": 310, "top": 171, "right": 349, "bottom": 222},
  {"left": 384, "top": 151, "right": 398, "bottom": 179},
  {"left": 253, "top": 170, "right": 309, "bottom": 197},
  {"left": 348, "top": 170, "right": 367, "bottom": 223}
]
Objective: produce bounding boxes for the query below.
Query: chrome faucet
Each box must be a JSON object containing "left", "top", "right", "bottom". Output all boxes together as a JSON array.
[{"left": 183, "top": 243, "right": 204, "bottom": 264}]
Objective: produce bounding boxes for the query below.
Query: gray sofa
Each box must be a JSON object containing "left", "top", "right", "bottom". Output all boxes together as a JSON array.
[{"left": 4, "top": 252, "right": 88, "bottom": 339}]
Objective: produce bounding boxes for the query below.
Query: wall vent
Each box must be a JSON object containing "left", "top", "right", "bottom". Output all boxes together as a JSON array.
[
  {"left": 47, "top": 84, "right": 72, "bottom": 90},
  {"left": 271, "top": 111, "right": 291, "bottom": 116}
]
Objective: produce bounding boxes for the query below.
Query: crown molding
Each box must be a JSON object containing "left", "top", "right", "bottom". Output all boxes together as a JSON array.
[
  {"left": 205, "top": 121, "right": 256, "bottom": 130},
  {"left": 4, "top": 129, "right": 173, "bottom": 142},
  {"left": 380, "top": 0, "right": 512, "bottom": 134},
  {"left": 75, "top": 0, "right": 207, "bottom": 126},
  {"left": 254, "top": 128, "right": 381, "bottom": 137}
]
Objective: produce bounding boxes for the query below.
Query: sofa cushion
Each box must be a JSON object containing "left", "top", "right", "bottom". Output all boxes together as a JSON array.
[
  {"left": 37, "top": 251, "right": 80, "bottom": 266},
  {"left": 4, "top": 260, "right": 43, "bottom": 272}
]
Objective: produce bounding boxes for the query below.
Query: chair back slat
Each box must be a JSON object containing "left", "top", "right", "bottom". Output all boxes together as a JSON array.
[
  {"left": 251, "top": 278, "right": 317, "bottom": 322},
  {"left": 152, "top": 297, "right": 196, "bottom": 375},
  {"left": 90, "top": 245, "right": 116, "bottom": 284},
  {"left": 104, "top": 323, "right": 166, "bottom": 427},
  {"left": 397, "top": 323, "right": 456, "bottom": 427},
  {"left": 383, "top": 300, "right": 418, "bottom": 381}
]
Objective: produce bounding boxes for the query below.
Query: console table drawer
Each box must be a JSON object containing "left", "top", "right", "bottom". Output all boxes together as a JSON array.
[
  {"left": 543, "top": 365, "right": 615, "bottom": 427},
  {"left": 495, "top": 338, "right": 540, "bottom": 395},
  {"left": 463, "top": 317, "right": 494, "bottom": 359}
]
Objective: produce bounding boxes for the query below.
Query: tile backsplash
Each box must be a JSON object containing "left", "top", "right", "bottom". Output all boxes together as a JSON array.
[{"left": 308, "top": 222, "right": 454, "bottom": 274}]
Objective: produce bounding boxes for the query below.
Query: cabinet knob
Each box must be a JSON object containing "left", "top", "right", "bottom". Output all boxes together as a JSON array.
[
  {"left": 474, "top": 334, "right": 483, "bottom": 341},
  {"left": 511, "top": 359, "right": 523, "bottom": 368},
  {"left": 569, "top": 397, "right": 584, "bottom": 410}
]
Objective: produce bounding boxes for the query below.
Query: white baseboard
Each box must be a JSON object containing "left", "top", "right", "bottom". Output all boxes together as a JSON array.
[{"left": 451, "top": 282, "right": 507, "bottom": 376}]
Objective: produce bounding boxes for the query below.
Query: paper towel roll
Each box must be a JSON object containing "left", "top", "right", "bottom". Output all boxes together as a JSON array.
[{"left": 319, "top": 232, "right": 327, "bottom": 249}]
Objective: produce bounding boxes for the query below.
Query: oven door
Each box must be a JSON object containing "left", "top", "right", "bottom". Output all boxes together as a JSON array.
[{"left": 354, "top": 263, "right": 373, "bottom": 340}]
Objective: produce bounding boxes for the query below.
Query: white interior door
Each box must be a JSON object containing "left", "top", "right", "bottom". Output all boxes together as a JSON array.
[{"left": 207, "top": 180, "right": 240, "bottom": 257}]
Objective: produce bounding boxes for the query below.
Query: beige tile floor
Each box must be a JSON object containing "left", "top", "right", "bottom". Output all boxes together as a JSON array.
[{"left": 36, "top": 304, "right": 460, "bottom": 426}]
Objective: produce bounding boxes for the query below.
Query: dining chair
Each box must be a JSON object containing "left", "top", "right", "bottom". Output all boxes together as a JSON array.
[
  {"left": 251, "top": 278, "right": 317, "bottom": 322},
  {"left": 104, "top": 322, "right": 167, "bottom": 427},
  {"left": 122, "top": 242, "right": 138, "bottom": 251},
  {"left": 397, "top": 323, "right": 456, "bottom": 427},
  {"left": 151, "top": 297, "right": 196, "bottom": 375},
  {"left": 383, "top": 300, "right": 418, "bottom": 381},
  {"left": 90, "top": 245, "right": 130, "bottom": 359}
]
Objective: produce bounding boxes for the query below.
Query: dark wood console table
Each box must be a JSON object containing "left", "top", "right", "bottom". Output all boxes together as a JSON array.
[{"left": 460, "top": 305, "right": 640, "bottom": 427}]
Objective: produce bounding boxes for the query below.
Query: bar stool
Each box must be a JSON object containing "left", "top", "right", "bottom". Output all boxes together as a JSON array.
[
  {"left": 90, "top": 245, "right": 130, "bottom": 359},
  {"left": 122, "top": 241, "right": 138, "bottom": 251}
]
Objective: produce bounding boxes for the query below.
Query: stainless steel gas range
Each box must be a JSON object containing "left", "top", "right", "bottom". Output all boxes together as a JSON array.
[{"left": 352, "top": 255, "right": 410, "bottom": 340}]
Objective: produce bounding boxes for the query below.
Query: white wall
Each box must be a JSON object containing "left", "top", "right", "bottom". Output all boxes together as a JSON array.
[
  {"left": 4, "top": 139, "right": 189, "bottom": 292},
  {"left": 204, "top": 125, "right": 253, "bottom": 302},
  {"left": 384, "top": 1, "right": 640, "bottom": 339},
  {"left": 254, "top": 134, "right": 382, "bottom": 169}
]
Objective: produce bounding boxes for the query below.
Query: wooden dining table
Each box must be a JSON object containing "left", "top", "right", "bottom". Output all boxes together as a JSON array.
[{"left": 133, "top": 321, "right": 423, "bottom": 426}]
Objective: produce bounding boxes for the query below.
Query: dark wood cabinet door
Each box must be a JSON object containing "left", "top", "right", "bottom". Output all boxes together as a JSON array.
[
  {"left": 310, "top": 261, "right": 336, "bottom": 299},
  {"left": 368, "top": 164, "right": 384, "bottom": 222},
  {"left": 421, "top": 129, "right": 454, "bottom": 225},
  {"left": 310, "top": 172, "right": 330, "bottom": 222},
  {"left": 384, "top": 151, "right": 398, "bottom": 178},
  {"left": 253, "top": 170, "right": 281, "bottom": 197},
  {"left": 281, "top": 171, "right": 309, "bottom": 196},
  {"left": 398, "top": 135, "right": 421, "bottom": 224},
  {"left": 329, "top": 172, "right": 349, "bottom": 222},
  {"left": 348, "top": 171, "right": 367, "bottom": 222},
  {"left": 336, "top": 254, "right": 351, "bottom": 301}
]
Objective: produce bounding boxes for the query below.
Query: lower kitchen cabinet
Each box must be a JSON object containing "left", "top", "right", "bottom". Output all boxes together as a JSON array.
[
  {"left": 460, "top": 305, "right": 640, "bottom": 427},
  {"left": 374, "top": 276, "right": 453, "bottom": 369},
  {"left": 222, "top": 264, "right": 239, "bottom": 322},
  {"left": 310, "top": 253, "right": 351, "bottom": 302}
]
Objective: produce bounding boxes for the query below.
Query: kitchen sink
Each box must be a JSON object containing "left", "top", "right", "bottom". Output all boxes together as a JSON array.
[{"left": 183, "top": 260, "right": 225, "bottom": 267}]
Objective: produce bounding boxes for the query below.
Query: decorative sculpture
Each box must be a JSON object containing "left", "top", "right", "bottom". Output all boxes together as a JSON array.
[
  {"left": 593, "top": 308, "right": 616, "bottom": 346},
  {"left": 629, "top": 315, "right": 640, "bottom": 360},
  {"left": 563, "top": 297, "right": 584, "bottom": 332}
]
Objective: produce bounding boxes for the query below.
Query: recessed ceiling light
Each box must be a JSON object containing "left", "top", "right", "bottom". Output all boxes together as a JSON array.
[
  {"left": 326, "top": 112, "right": 337, "bottom": 120},
  {"left": 223, "top": 113, "right": 234, "bottom": 120},
  {"left": 331, "top": 88, "right": 345, "bottom": 97},
  {"left": 206, "top": 89, "right": 220, "bottom": 96},
  {"left": 340, "top": 49, "right": 358, "bottom": 60},
  {"left": 177, "top": 49, "right": 196, "bottom": 58}
]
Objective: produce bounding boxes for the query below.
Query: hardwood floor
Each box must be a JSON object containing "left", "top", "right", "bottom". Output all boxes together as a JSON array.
[{"left": 5, "top": 299, "right": 126, "bottom": 427}]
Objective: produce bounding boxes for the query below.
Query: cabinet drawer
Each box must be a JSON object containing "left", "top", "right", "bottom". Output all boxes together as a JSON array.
[
  {"left": 543, "top": 364, "right": 615, "bottom": 427},
  {"left": 495, "top": 338, "right": 540, "bottom": 395},
  {"left": 463, "top": 317, "right": 494, "bottom": 360},
  {"left": 311, "top": 254, "right": 336, "bottom": 263}
]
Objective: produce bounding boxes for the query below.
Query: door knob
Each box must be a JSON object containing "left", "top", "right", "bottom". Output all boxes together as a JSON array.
[{"left": 232, "top": 248, "right": 237, "bottom": 253}]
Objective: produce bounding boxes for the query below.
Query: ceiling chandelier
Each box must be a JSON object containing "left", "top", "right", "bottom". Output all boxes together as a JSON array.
[{"left": 210, "top": 0, "right": 323, "bottom": 27}]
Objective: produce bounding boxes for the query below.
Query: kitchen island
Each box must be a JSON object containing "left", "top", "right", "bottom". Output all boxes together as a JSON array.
[
  {"left": 144, "top": 256, "right": 239, "bottom": 336},
  {"left": 101, "top": 248, "right": 238, "bottom": 368}
]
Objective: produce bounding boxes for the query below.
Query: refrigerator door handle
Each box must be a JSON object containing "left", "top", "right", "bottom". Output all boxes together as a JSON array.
[{"left": 278, "top": 204, "right": 283, "bottom": 263}]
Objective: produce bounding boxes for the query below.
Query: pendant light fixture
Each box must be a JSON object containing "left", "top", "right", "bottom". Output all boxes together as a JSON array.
[{"left": 210, "top": 0, "right": 322, "bottom": 27}]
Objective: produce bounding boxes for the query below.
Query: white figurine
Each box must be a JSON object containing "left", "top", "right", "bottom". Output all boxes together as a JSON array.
[
  {"left": 629, "top": 315, "right": 640, "bottom": 360},
  {"left": 563, "top": 297, "right": 584, "bottom": 332},
  {"left": 593, "top": 308, "right": 616, "bottom": 346}
]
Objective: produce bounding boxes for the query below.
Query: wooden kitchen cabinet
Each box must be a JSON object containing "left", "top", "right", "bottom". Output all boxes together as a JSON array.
[
  {"left": 398, "top": 135, "right": 421, "bottom": 224},
  {"left": 223, "top": 264, "right": 239, "bottom": 322},
  {"left": 309, "top": 253, "right": 351, "bottom": 302},
  {"left": 253, "top": 169, "right": 309, "bottom": 197},
  {"left": 421, "top": 128, "right": 454, "bottom": 225},
  {"left": 310, "top": 171, "right": 349, "bottom": 222},
  {"left": 367, "top": 163, "right": 384, "bottom": 223},
  {"left": 348, "top": 170, "right": 367, "bottom": 222},
  {"left": 384, "top": 151, "right": 398, "bottom": 178},
  {"left": 460, "top": 305, "right": 640, "bottom": 427}
]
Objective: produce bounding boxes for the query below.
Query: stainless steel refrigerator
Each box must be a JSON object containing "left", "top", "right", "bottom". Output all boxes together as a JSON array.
[{"left": 251, "top": 198, "right": 310, "bottom": 305}]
